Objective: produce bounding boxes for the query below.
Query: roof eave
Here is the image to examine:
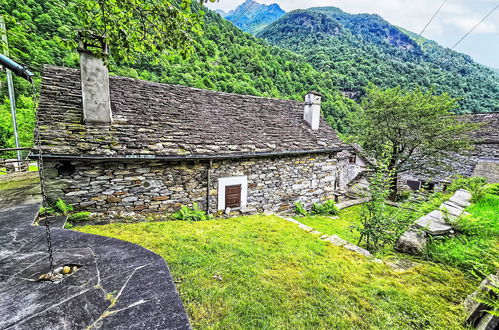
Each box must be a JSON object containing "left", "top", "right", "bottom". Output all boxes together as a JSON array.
[{"left": 29, "top": 147, "right": 353, "bottom": 162}]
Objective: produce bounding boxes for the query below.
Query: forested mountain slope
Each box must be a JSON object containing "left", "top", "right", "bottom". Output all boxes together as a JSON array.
[
  {"left": 0, "top": 0, "right": 359, "bottom": 152},
  {"left": 258, "top": 7, "right": 499, "bottom": 113}
]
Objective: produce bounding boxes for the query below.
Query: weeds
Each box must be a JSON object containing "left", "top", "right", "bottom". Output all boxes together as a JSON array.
[{"left": 173, "top": 203, "right": 212, "bottom": 221}]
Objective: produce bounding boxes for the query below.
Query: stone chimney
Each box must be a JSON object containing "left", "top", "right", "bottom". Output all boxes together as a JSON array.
[
  {"left": 78, "top": 37, "right": 112, "bottom": 124},
  {"left": 304, "top": 91, "right": 321, "bottom": 130}
]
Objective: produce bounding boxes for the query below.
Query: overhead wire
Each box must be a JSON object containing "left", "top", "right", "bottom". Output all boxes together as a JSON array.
[
  {"left": 417, "top": 0, "right": 449, "bottom": 41},
  {"left": 451, "top": 3, "right": 499, "bottom": 50}
]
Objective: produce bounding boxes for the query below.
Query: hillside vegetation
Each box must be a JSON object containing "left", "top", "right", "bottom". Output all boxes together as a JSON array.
[{"left": 259, "top": 7, "right": 499, "bottom": 113}]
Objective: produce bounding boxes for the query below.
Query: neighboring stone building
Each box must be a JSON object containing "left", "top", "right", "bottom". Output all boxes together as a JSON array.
[
  {"left": 401, "top": 112, "right": 499, "bottom": 190},
  {"left": 34, "top": 49, "right": 366, "bottom": 215}
]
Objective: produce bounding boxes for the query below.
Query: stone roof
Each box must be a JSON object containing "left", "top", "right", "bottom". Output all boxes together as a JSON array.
[
  {"left": 461, "top": 112, "right": 499, "bottom": 146},
  {"left": 37, "top": 66, "right": 347, "bottom": 158}
]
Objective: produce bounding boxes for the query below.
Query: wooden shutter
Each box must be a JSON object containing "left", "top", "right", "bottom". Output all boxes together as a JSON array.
[{"left": 225, "top": 185, "right": 241, "bottom": 208}]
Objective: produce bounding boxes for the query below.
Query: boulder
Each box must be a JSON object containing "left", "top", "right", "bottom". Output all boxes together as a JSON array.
[
  {"left": 395, "top": 230, "right": 427, "bottom": 255},
  {"left": 414, "top": 210, "right": 453, "bottom": 235}
]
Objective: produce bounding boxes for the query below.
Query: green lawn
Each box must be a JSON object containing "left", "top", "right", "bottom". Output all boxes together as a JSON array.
[
  {"left": 295, "top": 205, "right": 363, "bottom": 243},
  {"left": 75, "top": 215, "right": 475, "bottom": 329}
]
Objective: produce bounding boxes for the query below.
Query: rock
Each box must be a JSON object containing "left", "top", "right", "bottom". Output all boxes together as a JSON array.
[
  {"left": 395, "top": 230, "right": 427, "bottom": 255},
  {"left": 298, "top": 224, "right": 314, "bottom": 232},
  {"left": 414, "top": 210, "right": 453, "bottom": 235},
  {"left": 324, "top": 235, "right": 348, "bottom": 246},
  {"left": 464, "top": 274, "right": 499, "bottom": 328},
  {"left": 343, "top": 243, "right": 373, "bottom": 258}
]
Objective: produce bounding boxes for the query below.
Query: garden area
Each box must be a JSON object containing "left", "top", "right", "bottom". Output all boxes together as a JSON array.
[{"left": 72, "top": 181, "right": 498, "bottom": 329}]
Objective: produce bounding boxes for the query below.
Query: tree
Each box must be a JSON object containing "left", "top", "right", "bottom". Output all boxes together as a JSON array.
[
  {"left": 75, "top": 0, "right": 217, "bottom": 61},
  {"left": 352, "top": 84, "right": 476, "bottom": 198},
  {"left": 355, "top": 156, "right": 413, "bottom": 252}
]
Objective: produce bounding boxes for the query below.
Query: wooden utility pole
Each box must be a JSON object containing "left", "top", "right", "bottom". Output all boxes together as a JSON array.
[{"left": 0, "top": 15, "right": 22, "bottom": 165}]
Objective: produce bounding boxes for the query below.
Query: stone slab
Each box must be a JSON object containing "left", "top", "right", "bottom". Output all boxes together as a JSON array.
[
  {"left": 343, "top": 243, "right": 373, "bottom": 258},
  {"left": 449, "top": 189, "right": 472, "bottom": 208},
  {"left": 0, "top": 186, "right": 191, "bottom": 329},
  {"left": 414, "top": 210, "right": 453, "bottom": 235},
  {"left": 324, "top": 235, "right": 348, "bottom": 246}
]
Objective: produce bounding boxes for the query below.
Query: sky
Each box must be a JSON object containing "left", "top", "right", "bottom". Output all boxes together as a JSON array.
[{"left": 206, "top": 0, "right": 499, "bottom": 68}]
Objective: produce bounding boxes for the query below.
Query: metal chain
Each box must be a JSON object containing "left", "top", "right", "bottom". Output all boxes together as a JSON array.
[
  {"left": 31, "top": 80, "right": 54, "bottom": 274},
  {"left": 43, "top": 217, "right": 54, "bottom": 274}
]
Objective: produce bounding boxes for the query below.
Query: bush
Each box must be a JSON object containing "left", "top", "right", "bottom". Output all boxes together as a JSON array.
[
  {"left": 448, "top": 176, "right": 488, "bottom": 203},
  {"left": 311, "top": 200, "right": 339, "bottom": 216},
  {"left": 294, "top": 201, "right": 308, "bottom": 216},
  {"left": 173, "top": 203, "right": 211, "bottom": 221},
  {"left": 54, "top": 198, "right": 74, "bottom": 215},
  {"left": 488, "top": 183, "right": 499, "bottom": 196},
  {"left": 39, "top": 198, "right": 74, "bottom": 216},
  {"left": 68, "top": 212, "right": 91, "bottom": 222}
]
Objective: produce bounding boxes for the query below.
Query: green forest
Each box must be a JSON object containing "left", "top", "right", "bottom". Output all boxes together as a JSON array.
[
  {"left": 259, "top": 7, "right": 498, "bottom": 114},
  {"left": 0, "top": 0, "right": 498, "bottom": 154}
]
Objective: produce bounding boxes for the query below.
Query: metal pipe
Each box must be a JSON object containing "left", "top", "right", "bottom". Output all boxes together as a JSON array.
[
  {"left": 1, "top": 16, "right": 22, "bottom": 165},
  {"left": 206, "top": 159, "right": 212, "bottom": 215},
  {"left": 29, "top": 147, "right": 351, "bottom": 161},
  {"left": 0, "top": 54, "right": 34, "bottom": 82}
]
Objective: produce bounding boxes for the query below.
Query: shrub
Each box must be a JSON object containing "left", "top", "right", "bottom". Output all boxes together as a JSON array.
[
  {"left": 68, "top": 212, "right": 91, "bottom": 222},
  {"left": 39, "top": 199, "right": 74, "bottom": 216},
  {"left": 54, "top": 198, "right": 74, "bottom": 215},
  {"left": 448, "top": 176, "right": 488, "bottom": 203},
  {"left": 488, "top": 183, "right": 499, "bottom": 196},
  {"left": 173, "top": 203, "right": 211, "bottom": 221},
  {"left": 311, "top": 200, "right": 339, "bottom": 216},
  {"left": 294, "top": 201, "right": 308, "bottom": 216}
]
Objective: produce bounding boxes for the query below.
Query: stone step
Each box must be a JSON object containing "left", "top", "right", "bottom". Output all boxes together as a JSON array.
[
  {"left": 413, "top": 210, "right": 453, "bottom": 235},
  {"left": 449, "top": 189, "right": 472, "bottom": 208}
]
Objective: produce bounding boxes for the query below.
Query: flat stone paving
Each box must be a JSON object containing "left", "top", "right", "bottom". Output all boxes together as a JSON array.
[{"left": 0, "top": 173, "right": 190, "bottom": 329}]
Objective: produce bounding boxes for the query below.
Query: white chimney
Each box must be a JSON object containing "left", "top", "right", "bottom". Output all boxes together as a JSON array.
[
  {"left": 78, "top": 40, "right": 112, "bottom": 124},
  {"left": 304, "top": 91, "right": 321, "bottom": 130}
]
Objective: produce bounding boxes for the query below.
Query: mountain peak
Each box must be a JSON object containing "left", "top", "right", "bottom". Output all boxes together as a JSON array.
[{"left": 226, "top": 1, "right": 285, "bottom": 34}]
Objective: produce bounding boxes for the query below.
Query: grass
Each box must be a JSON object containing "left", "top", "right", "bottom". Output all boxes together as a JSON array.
[
  {"left": 295, "top": 205, "right": 363, "bottom": 243},
  {"left": 425, "top": 193, "right": 499, "bottom": 278},
  {"left": 75, "top": 215, "right": 476, "bottom": 329}
]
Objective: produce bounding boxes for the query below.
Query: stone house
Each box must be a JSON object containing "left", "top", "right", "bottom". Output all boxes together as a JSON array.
[
  {"left": 34, "top": 49, "right": 367, "bottom": 215},
  {"left": 401, "top": 112, "right": 499, "bottom": 191}
]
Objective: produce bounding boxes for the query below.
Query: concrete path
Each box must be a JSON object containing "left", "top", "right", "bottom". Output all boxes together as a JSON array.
[{"left": 0, "top": 173, "right": 190, "bottom": 329}]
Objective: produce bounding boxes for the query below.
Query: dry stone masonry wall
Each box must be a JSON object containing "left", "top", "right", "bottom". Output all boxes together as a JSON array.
[{"left": 43, "top": 154, "right": 357, "bottom": 217}]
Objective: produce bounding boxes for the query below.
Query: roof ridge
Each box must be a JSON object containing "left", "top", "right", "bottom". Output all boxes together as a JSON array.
[{"left": 43, "top": 64, "right": 305, "bottom": 105}]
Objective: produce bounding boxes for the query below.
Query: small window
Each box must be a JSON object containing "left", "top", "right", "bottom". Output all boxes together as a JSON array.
[
  {"left": 349, "top": 155, "right": 356, "bottom": 164},
  {"left": 225, "top": 184, "right": 241, "bottom": 208},
  {"left": 407, "top": 180, "right": 421, "bottom": 191},
  {"left": 57, "top": 161, "right": 75, "bottom": 177}
]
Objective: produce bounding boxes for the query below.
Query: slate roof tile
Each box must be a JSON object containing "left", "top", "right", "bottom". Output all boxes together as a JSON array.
[{"left": 38, "top": 66, "right": 347, "bottom": 158}]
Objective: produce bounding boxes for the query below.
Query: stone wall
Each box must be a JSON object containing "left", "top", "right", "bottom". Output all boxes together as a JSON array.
[
  {"left": 400, "top": 112, "right": 499, "bottom": 189},
  {"left": 42, "top": 153, "right": 362, "bottom": 215}
]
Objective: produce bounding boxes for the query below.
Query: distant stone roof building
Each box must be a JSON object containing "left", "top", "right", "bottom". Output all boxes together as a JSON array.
[
  {"left": 401, "top": 112, "right": 499, "bottom": 189},
  {"left": 35, "top": 49, "right": 366, "bottom": 217}
]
